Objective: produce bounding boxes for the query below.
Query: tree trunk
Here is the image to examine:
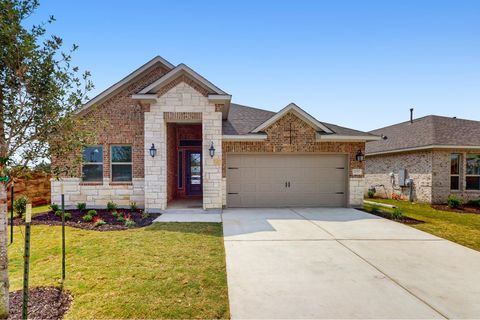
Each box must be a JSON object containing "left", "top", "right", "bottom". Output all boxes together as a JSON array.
[{"left": 0, "top": 183, "right": 8, "bottom": 318}]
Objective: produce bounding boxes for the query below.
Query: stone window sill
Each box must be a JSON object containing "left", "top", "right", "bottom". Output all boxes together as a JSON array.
[
  {"left": 80, "top": 182, "right": 103, "bottom": 186},
  {"left": 109, "top": 182, "right": 133, "bottom": 186}
]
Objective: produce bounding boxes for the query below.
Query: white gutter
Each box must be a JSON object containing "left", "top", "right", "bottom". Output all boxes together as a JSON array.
[
  {"left": 222, "top": 134, "right": 268, "bottom": 141},
  {"left": 366, "top": 144, "right": 480, "bottom": 156},
  {"left": 316, "top": 133, "right": 381, "bottom": 142}
]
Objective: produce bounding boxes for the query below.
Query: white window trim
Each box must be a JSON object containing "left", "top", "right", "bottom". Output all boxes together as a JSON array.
[
  {"left": 82, "top": 145, "right": 103, "bottom": 182},
  {"left": 466, "top": 155, "right": 480, "bottom": 191},
  {"left": 450, "top": 153, "right": 461, "bottom": 191},
  {"left": 110, "top": 145, "right": 133, "bottom": 182}
]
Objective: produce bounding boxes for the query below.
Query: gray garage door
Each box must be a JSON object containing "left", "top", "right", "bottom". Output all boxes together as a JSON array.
[{"left": 227, "top": 154, "right": 348, "bottom": 207}]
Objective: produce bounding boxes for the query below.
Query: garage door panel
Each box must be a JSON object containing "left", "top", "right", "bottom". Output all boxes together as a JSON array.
[{"left": 227, "top": 154, "right": 347, "bottom": 207}]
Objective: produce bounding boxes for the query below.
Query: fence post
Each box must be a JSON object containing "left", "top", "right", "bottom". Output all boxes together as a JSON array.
[{"left": 22, "top": 203, "right": 32, "bottom": 320}]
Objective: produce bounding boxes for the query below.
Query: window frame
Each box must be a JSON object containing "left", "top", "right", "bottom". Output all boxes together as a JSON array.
[
  {"left": 450, "top": 153, "right": 461, "bottom": 191},
  {"left": 110, "top": 144, "right": 133, "bottom": 182},
  {"left": 82, "top": 145, "right": 104, "bottom": 182},
  {"left": 178, "top": 150, "right": 184, "bottom": 189},
  {"left": 466, "top": 154, "right": 480, "bottom": 191}
]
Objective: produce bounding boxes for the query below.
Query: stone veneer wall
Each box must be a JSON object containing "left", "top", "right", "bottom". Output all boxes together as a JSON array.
[
  {"left": 222, "top": 112, "right": 366, "bottom": 207},
  {"left": 144, "top": 79, "right": 222, "bottom": 211},
  {"left": 51, "top": 178, "right": 144, "bottom": 208},
  {"left": 365, "top": 151, "right": 433, "bottom": 203},
  {"left": 431, "top": 149, "right": 480, "bottom": 203}
]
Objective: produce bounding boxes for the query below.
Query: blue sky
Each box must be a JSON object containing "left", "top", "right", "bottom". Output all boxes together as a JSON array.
[{"left": 29, "top": 0, "right": 480, "bottom": 131}]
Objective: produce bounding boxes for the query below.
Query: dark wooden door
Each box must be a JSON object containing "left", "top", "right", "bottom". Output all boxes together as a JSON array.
[{"left": 186, "top": 151, "right": 202, "bottom": 196}]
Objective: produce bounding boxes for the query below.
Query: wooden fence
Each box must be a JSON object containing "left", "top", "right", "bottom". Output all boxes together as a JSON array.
[{"left": 8, "top": 173, "right": 51, "bottom": 209}]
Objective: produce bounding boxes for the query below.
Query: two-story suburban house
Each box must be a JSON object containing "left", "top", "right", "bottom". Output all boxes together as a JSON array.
[{"left": 51, "top": 56, "right": 379, "bottom": 211}]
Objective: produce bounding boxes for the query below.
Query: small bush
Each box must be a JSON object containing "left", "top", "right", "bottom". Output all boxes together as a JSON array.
[
  {"left": 130, "top": 202, "right": 137, "bottom": 211},
  {"left": 466, "top": 199, "right": 480, "bottom": 207},
  {"left": 111, "top": 211, "right": 119, "bottom": 218},
  {"left": 50, "top": 203, "right": 60, "bottom": 212},
  {"left": 76, "top": 202, "right": 87, "bottom": 211},
  {"left": 390, "top": 208, "right": 404, "bottom": 220},
  {"left": 14, "top": 196, "right": 29, "bottom": 218},
  {"left": 55, "top": 210, "right": 64, "bottom": 217},
  {"left": 87, "top": 209, "right": 97, "bottom": 216},
  {"left": 116, "top": 216, "right": 125, "bottom": 223},
  {"left": 447, "top": 194, "right": 463, "bottom": 208},
  {"left": 367, "top": 190, "right": 375, "bottom": 199},
  {"left": 82, "top": 214, "right": 93, "bottom": 222},
  {"left": 94, "top": 218, "right": 106, "bottom": 227},
  {"left": 107, "top": 201, "right": 117, "bottom": 211},
  {"left": 370, "top": 204, "right": 381, "bottom": 214},
  {"left": 64, "top": 212, "right": 72, "bottom": 220},
  {"left": 125, "top": 219, "right": 136, "bottom": 228},
  {"left": 141, "top": 210, "right": 150, "bottom": 219}
]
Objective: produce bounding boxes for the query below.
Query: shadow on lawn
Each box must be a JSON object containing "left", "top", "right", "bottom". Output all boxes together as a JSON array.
[{"left": 144, "top": 222, "right": 223, "bottom": 237}]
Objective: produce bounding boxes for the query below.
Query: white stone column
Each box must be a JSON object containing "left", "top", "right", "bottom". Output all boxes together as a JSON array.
[
  {"left": 144, "top": 106, "right": 167, "bottom": 212},
  {"left": 202, "top": 111, "right": 223, "bottom": 210},
  {"left": 349, "top": 177, "right": 365, "bottom": 207}
]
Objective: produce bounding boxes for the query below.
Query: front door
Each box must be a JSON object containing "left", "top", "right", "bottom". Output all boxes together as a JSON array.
[{"left": 186, "top": 151, "right": 202, "bottom": 196}]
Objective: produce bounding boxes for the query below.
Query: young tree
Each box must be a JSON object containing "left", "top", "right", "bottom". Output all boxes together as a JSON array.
[{"left": 0, "top": 0, "right": 95, "bottom": 316}]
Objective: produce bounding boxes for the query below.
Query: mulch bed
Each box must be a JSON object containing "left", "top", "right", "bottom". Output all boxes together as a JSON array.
[
  {"left": 9, "top": 287, "right": 72, "bottom": 320},
  {"left": 431, "top": 204, "right": 480, "bottom": 214},
  {"left": 360, "top": 209, "right": 424, "bottom": 225},
  {"left": 13, "top": 209, "right": 161, "bottom": 231}
]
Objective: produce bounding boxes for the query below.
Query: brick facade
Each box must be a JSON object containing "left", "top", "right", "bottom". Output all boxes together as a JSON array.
[{"left": 365, "top": 148, "right": 480, "bottom": 204}]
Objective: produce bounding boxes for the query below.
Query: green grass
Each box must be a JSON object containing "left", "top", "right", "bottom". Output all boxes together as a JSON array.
[
  {"left": 10, "top": 204, "right": 50, "bottom": 218},
  {"left": 8, "top": 223, "right": 229, "bottom": 319},
  {"left": 364, "top": 199, "right": 480, "bottom": 251}
]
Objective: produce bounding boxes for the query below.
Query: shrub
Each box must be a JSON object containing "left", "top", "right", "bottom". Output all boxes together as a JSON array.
[
  {"left": 125, "top": 219, "right": 136, "bottom": 228},
  {"left": 367, "top": 190, "right": 375, "bottom": 199},
  {"left": 141, "top": 210, "right": 150, "bottom": 219},
  {"left": 447, "top": 194, "right": 463, "bottom": 208},
  {"left": 14, "top": 196, "right": 29, "bottom": 218},
  {"left": 64, "top": 212, "right": 72, "bottom": 220},
  {"left": 390, "top": 208, "right": 404, "bottom": 220},
  {"left": 55, "top": 210, "right": 64, "bottom": 217},
  {"left": 466, "top": 199, "right": 480, "bottom": 207},
  {"left": 87, "top": 209, "right": 97, "bottom": 216},
  {"left": 130, "top": 202, "right": 137, "bottom": 211},
  {"left": 76, "top": 202, "right": 87, "bottom": 211},
  {"left": 50, "top": 203, "right": 60, "bottom": 212},
  {"left": 370, "top": 204, "right": 381, "bottom": 214},
  {"left": 82, "top": 214, "right": 93, "bottom": 222},
  {"left": 94, "top": 218, "right": 106, "bottom": 227},
  {"left": 116, "top": 216, "right": 125, "bottom": 223},
  {"left": 111, "top": 211, "right": 119, "bottom": 218},
  {"left": 107, "top": 201, "right": 117, "bottom": 211}
]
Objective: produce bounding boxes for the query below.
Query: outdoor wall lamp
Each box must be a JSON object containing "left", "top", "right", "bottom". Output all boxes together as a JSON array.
[
  {"left": 149, "top": 143, "right": 157, "bottom": 158},
  {"left": 209, "top": 142, "right": 216, "bottom": 158},
  {"left": 355, "top": 150, "right": 365, "bottom": 162}
]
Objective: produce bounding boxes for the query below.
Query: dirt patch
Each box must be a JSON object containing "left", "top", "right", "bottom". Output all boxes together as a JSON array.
[
  {"left": 360, "top": 209, "right": 424, "bottom": 225},
  {"left": 431, "top": 204, "right": 480, "bottom": 214},
  {"left": 9, "top": 287, "right": 72, "bottom": 320},
  {"left": 13, "top": 209, "right": 161, "bottom": 231}
]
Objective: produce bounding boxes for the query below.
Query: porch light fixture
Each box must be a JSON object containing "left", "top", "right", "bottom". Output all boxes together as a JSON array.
[
  {"left": 209, "top": 142, "right": 216, "bottom": 158},
  {"left": 355, "top": 150, "right": 365, "bottom": 162},
  {"left": 149, "top": 143, "right": 157, "bottom": 158}
]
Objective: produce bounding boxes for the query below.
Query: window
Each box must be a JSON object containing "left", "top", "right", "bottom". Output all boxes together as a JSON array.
[
  {"left": 111, "top": 145, "right": 132, "bottom": 182},
  {"left": 466, "top": 155, "right": 480, "bottom": 190},
  {"left": 450, "top": 154, "right": 461, "bottom": 190},
  {"left": 82, "top": 146, "right": 103, "bottom": 181},
  {"left": 179, "top": 140, "right": 202, "bottom": 147}
]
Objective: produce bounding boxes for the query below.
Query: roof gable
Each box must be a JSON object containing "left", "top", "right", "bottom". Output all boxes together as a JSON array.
[
  {"left": 251, "top": 103, "right": 333, "bottom": 134},
  {"left": 76, "top": 56, "right": 174, "bottom": 114},
  {"left": 139, "top": 64, "right": 228, "bottom": 95}
]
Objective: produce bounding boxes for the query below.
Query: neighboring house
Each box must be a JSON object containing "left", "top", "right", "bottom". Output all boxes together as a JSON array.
[
  {"left": 51, "top": 55, "right": 378, "bottom": 211},
  {"left": 366, "top": 114, "right": 480, "bottom": 203}
]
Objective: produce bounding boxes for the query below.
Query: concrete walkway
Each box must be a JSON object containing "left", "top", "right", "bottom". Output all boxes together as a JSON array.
[{"left": 222, "top": 208, "right": 480, "bottom": 319}]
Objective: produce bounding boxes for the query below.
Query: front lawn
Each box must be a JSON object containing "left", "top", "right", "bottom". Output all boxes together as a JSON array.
[
  {"left": 8, "top": 223, "right": 229, "bottom": 319},
  {"left": 365, "top": 199, "right": 480, "bottom": 252}
]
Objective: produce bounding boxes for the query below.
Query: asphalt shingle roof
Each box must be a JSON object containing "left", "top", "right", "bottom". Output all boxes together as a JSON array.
[
  {"left": 223, "top": 103, "right": 374, "bottom": 137},
  {"left": 366, "top": 115, "right": 480, "bottom": 154}
]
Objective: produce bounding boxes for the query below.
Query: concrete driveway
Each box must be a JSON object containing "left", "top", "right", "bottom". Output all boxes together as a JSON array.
[{"left": 222, "top": 208, "right": 480, "bottom": 319}]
